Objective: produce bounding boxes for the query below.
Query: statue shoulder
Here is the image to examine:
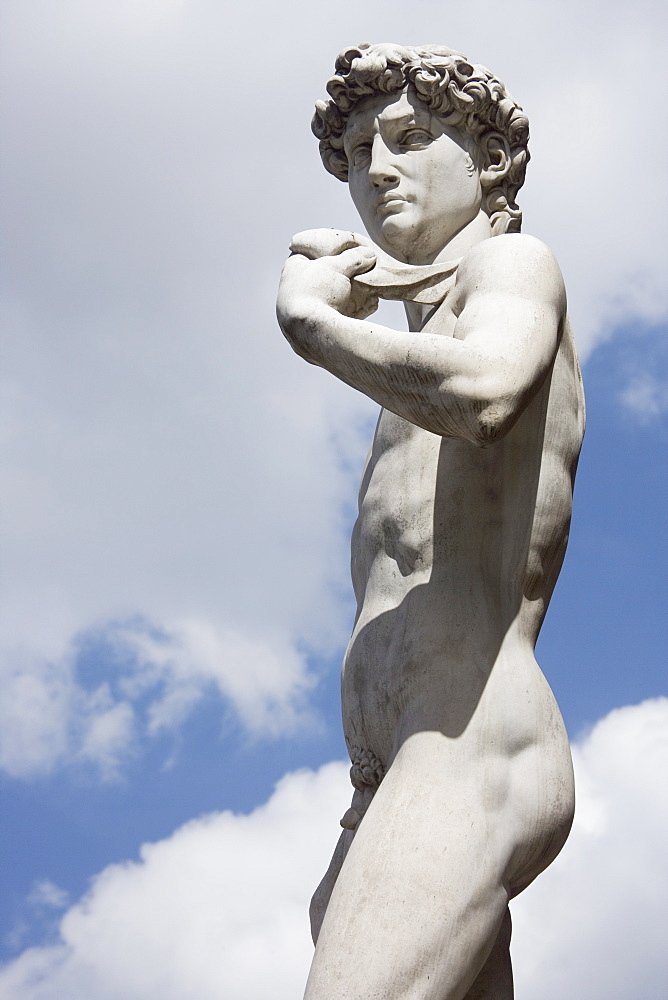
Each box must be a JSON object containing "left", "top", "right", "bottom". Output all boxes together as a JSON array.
[{"left": 456, "top": 233, "right": 566, "bottom": 313}]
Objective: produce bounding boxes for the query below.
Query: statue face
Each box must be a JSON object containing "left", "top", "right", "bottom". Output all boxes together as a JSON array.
[{"left": 343, "top": 89, "right": 483, "bottom": 263}]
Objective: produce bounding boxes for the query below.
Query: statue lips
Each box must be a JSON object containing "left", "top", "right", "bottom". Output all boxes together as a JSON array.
[{"left": 376, "top": 192, "right": 407, "bottom": 216}]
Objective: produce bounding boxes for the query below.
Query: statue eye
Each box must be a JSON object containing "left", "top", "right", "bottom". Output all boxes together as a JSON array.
[
  {"left": 350, "top": 144, "right": 372, "bottom": 169},
  {"left": 401, "top": 129, "right": 432, "bottom": 148}
]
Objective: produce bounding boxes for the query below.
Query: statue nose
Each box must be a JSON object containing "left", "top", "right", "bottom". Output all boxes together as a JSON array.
[
  {"left": 368, "top": 137, "right": 399, "bottom": 187},
  {"left": 371, "top": 171, "right": 399, "bottom": 188}
]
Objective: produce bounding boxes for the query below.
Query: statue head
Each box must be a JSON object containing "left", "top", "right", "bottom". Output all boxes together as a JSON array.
[{"left": 312, "top": 43, "right": 530, "bottom": 257}]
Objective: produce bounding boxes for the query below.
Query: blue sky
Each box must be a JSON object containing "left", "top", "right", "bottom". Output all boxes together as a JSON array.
[{"left": 1, "top": 1, "right": 666, "bottom": 997}]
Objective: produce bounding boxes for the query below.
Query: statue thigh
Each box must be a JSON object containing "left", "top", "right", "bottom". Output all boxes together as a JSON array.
[{"left": 304, "top": 734, "right": 513, "bottom": 1000}]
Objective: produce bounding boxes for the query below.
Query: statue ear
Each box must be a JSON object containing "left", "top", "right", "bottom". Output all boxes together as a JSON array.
[{"left": 479, "top": 134, "right": 511, "bottom": 189}]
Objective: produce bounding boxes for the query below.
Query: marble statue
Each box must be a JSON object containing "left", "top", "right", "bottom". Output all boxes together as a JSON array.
[{"left": 276, "top": 43, "right": 585, "bottom": 1000}]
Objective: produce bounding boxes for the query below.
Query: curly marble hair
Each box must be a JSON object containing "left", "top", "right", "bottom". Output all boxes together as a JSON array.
[{"left": 312, "top": 43, "right": 530, "bottom": 235}]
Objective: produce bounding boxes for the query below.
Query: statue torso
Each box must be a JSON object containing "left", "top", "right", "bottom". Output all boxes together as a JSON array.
[{"left": 342, "top": 260, "right": 585, "bottom": 770}]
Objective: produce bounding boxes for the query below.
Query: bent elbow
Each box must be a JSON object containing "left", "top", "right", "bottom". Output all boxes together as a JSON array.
[
  {"left": 469, "top": 399, "right": 519, "bottom": 447},
  {"left": 433, "top": 373, "right": 524, "bottom": 446},
  {"left": 428, "top": 398, "right": 518, "bottom": 447}
]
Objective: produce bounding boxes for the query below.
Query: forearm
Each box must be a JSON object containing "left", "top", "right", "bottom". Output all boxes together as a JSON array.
[
  {"left": 282, "top": 301, "right": 523, "bottom": 445},
  {"left": 276, "top": 237, "right": 561, "bottom": 444}
]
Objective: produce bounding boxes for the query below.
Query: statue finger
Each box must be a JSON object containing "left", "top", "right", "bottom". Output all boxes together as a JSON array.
[{"left": 290, "top": 228, "right": 360, "bottom": 259}]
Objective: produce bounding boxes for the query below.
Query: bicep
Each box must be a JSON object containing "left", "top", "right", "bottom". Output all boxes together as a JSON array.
[
  {"left": 452, "top": 287, "right": 563, "bottom": 403},
  {"left": 434, "top": 267, "right": 564, "bottom": 446}
]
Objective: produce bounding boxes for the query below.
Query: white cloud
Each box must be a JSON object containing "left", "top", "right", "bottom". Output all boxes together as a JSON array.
[
  {"left": 0, "top": 650, "right": 73, "bottom": 779},
  {"left": 0, "top": 762, "right": 351, "bottom": 1000},
  {"left": 512, "top": 698, "right": 668, "bottom": 999},
  {"left": 77, "top": 697, "right": 136, "bottom": 779},
  {"left": 620, "top": 372, "right": 668, "bottom": 422},
  {"left": 0, "top": 618, "right": 318, "bottom": 779},
  {"left": 117, "top": 617, "right": 318, "bottom": 736},
  {"left": 26, "top": 884, "right": 69, "bottom": 913},
  {"left": 1, "top": 0, "right": 666, "bottom": 776},
  {"left": 0, "top": 647, "right": 137, "bottom": 780},
  {"left": 0, "top": 700, "right": 666, "bottom": 999}
]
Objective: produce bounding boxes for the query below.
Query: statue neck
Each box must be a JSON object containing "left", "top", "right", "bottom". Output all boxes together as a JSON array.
[
  {"left": 401, "top": 211, "right": 492, "bottom": 330},
  {"left": 430, "top": 209, "right": 493, "bottom": 265}
]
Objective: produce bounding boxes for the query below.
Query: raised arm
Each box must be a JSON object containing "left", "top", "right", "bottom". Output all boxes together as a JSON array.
[{"left": 277, "top": 234, "right": 566, "bottom": 446}]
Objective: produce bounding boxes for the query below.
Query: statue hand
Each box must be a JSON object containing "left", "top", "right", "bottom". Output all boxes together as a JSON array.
[
  {"left": 284, "top": 229, "right": 379, "bottom": 318},
  {"left": 277, "top": 246, "right": 378, "bottom": 362},
  {"left": 289, "top": 228, "right": 374, "bottom": 259}
]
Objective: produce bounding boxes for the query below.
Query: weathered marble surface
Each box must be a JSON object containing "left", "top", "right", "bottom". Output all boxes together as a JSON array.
[{"left": 277, "top": 43, "right": 585, "bottom": 1000}]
